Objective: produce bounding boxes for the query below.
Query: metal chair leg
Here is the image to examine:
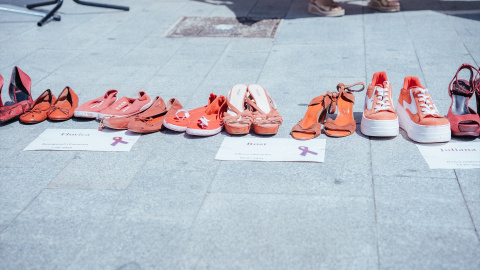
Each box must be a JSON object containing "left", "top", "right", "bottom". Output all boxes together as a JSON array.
[
  {"left": 0, "top": 6, "right": 61, "bottom": 21},
  {"left": 27, "top": 0, "right": 64, "bottom": 26},
  {"left": 73, "top": 0, "right": 129, "bottom": 11}
]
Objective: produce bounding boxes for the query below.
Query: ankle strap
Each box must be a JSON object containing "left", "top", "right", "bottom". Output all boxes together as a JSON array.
[{"left": 449, "top": 63, "right": 478, "bottom": 96}]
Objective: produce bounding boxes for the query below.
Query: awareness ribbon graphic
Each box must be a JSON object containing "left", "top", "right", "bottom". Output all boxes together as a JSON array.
[
  {"left": 299, "top": 146, "right": 318, "bottom": 156},
  {"left": 111, "top": 137, "right": 128, "bottom": 146}
]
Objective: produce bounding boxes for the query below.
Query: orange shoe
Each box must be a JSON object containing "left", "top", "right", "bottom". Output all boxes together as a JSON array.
[
  {"left": 397, "top": 76, "right": 451, "bottom": 143},
  {"left": 128, "top": 98, "right": 184, "bottom": 134},
  {"left": 163, "top": 93, "right": 217, "bottom": 132},
  {"left": 246, "top": 84, "right": 283, "bottom": 135},
  {"left": 47, "top": 86, "right": 78, "bottom": 121},
  {"left": 96, "top": 91, "right": 153, "bottom": 120},
  {"left": 74, "top": 89, "right": 118, "bottom": 119},
  {"left": 360, "top": 71, "right": 399, "bottom": 137},
  {"left": 20, "top": 89, "right": 56, "bottom": 124},
  {"left": 324, "top": 82, "right": 365, "bottom": 137},
  {"left": 100, "top": 96, "right": 165, "bottom": 130},
  {"left": 291, "top": 94, "right": 333, "bottom": 140},
  {"left": 185, "top": 95, "right": 228, "bottom": 136},
  {"left": 223, "top": 84, "right": 252, "bottom": 135}
]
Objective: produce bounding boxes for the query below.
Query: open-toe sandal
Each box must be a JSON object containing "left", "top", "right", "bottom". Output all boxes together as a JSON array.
[
  {"left": 223, "top": 84, "right": 252, "bottom": 135},
  {"left": 369, "top": 0, "right": 400, "bottom": 12},
  {"left": 324, "top": 82, "right": 365, "bottom": 137},
  {"left": 291, "top": 94, "right": 334, "bottom": 140},
  {"left": 246, "top": 84, "right": 283, "bottom": 135},
  {"left": 446, "top": 63, "right": 480, "bottom": 137},
  {"left": 308, "top": 0, "right": 345, "bottom": 17}
]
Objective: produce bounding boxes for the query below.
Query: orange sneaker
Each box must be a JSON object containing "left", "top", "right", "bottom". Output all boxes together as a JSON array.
[
  {"left": 163, "top": 94, "right": 217, "bottom": 132},
  {"left": 74, "top": 89, "right": 118, "bottom": 119},
  {"left": 397, "top": 76, "right": 451, "bottom": 143},
  {"left": 96, "top": 91, "right": 153, "bottom": 120},
  {"left": 185, "top": 95, "right": 227, "bottom": 136},
  {"left": 360, "top": 71, "right": 399, "bottom": 137}
]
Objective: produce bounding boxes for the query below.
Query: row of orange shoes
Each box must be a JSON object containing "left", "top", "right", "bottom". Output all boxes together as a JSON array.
[
  {"left": 292, "top": 69, "right": 478, "bottom": 143},
  {"left": 0, "top": 66, "right": 79, "bottom": 124}
]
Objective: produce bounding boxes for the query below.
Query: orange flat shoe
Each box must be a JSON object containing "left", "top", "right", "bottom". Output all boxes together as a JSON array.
[
  {"left": 291, "top": 94, "right": 334, "bottom": 140},
  {"left": 324, "top": 82, "right": 365, "bottom": 137},
  {"left": 128, "top": 98, "right": 184, "bottom": 134},
  {"left": 47, "top": 86, "right": 79, "bottom": 121},
  {"left": 20, "top": 89, "right": 56, "bottom": 124}
]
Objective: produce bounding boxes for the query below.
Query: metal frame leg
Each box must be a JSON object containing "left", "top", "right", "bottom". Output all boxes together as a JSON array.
[
  {"left": 73, "top": 0, "right": 129, "bottom": 11},
  {"left": 26, "top": 0, "right": 64, "bottom": 26},
  {"left": 0, "top": 6, "right": 61, "bottom": 21}
]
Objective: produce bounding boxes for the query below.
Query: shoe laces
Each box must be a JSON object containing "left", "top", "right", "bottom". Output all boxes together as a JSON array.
[
  {"left": 374, "top": 81, "right": 391, "bottom": 112},
  {"left": 413, "top": 88, "right": 440, "bottom": 116},
  {"left": 198, "top": 116, "right": 209, "bottom": 128},
  {"left": 174, "top": 109, "right": 189, "bottom": 120}
]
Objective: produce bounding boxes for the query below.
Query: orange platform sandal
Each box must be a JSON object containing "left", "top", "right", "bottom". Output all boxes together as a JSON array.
[
  {"left": 324, "top": 82, "right": 365, "bottom": 137},
  {"left": 291, "top": 94, "right": 335, "bottom": 140}
]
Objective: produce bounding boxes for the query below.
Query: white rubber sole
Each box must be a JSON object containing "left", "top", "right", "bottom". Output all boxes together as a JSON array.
[
  {"left": 185, "top": 126, "right": 223, "bottom": 136},
  {"left": 163, "top": 119, "right": 188, "bottom": 132},
  {"left": 96, "top": 99, "right": 154, "bottom": 120},
  {"left": 396, "top": 102, "right": 451, "bottom": 143},
  {"left": 360, "top": 113, "right": 399, "bottom": 137},
  {"left": 74, "top": 110, "right": 99, "bottom": 119}
]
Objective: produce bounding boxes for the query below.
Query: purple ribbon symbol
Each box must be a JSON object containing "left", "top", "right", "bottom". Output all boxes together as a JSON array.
[
  {"left": 111, "top": 137, "right": 128, "bottom": 146},
  {"left": 299, "top": 146, "right": 317, "bottom": 156}
]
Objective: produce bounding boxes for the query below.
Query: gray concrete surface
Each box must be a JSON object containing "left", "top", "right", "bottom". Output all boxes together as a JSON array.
[{"left": 1, "top": 0, "right": 480, "bottom": 269}]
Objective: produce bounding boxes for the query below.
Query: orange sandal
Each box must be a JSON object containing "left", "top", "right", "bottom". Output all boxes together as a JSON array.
[
  {"left": 324, "top": 82, "right": 365, "bottom": 137},
  {"left": 246, "top": 84, "right": 283, "bottom": 135},
  {"left": 291, "top": 94, "right": 335, "bottom": 140}
]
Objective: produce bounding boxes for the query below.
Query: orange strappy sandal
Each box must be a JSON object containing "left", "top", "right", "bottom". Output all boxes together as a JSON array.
[
  {"left": 324, "top": 82, "right": 365, "bottom": 137},
  {"left": 246, "top": 84, "right": 283, "bottom": 135},
  {"left": 291, "top": 94, "right": 335, "bottom": 140}
]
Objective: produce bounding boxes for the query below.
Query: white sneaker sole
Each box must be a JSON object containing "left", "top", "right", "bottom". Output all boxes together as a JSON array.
[
  {"left": 163, "top": 119, "right": 188, "bottom": 132},
  {"left": 396, "top": 102, "right": 451, "bottom": 143},
  {"left": 360, "top": 113, "right": 399, "bottom": 137},
  {"left": 74, "top": 111, "right": 99, "bottom": 119},
  {"left": 185, "top": 126, "right": 223, "bottom": 136},
  {"left": 96, "top": 99, "right": 154, "bottom": 120}
]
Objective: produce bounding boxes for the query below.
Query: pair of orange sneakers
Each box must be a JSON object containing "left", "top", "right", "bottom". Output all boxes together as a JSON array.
[
  {"left": 361, "top": 71, "right": 450, "bottom": 143},
  {"left": 163, "top": 94, "right": 228, "bottom": 136}
]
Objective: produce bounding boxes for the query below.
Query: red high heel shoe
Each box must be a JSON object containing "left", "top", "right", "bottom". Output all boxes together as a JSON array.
[
  {"left": 446, "top": 63, "right": 480, "bottom": 137},
  {"left": 0, "top": 67, "right": 33, "bottom": 123}
]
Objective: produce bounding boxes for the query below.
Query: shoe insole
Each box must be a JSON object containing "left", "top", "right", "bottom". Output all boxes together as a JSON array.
[
  {"left": 227, "top": 84, "right": 247, "bottom": 117},
  {"left": 249, "top": 84, "right": 271, "bottom": 114}
]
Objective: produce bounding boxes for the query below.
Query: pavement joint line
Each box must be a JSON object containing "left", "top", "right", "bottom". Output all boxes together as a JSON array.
[
  {"left": 368, "top": 138, "right": 381, "bottom": 270},
  {"left": 454, "top": 169, "right": 480, "bottom": 243}
]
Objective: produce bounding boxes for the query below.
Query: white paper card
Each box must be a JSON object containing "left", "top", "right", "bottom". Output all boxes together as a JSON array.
[
  {"left": 24, "top": 129, "right": 141, "bottom": 151},
  {"left": 417, "top": 142, "right": 480, "bottom": 169},
  {"left": 215, "top": 138, "right": 326, "bottom": 162}
]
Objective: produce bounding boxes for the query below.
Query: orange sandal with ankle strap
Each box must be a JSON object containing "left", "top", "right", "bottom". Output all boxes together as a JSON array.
[
  {"left": 324, "top": 82, "right": 365, "bottom": 137},
  {"left": 291, "top": 94, "right": 335, "bottom": 140}
]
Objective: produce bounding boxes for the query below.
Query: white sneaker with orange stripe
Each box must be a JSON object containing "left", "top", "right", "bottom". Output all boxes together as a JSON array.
[
  {"left": 396, "top": 76, "right": 451, "bottom": 143},
  {"left": 360, "top": 71, "right": 399, "bottom": 137}
]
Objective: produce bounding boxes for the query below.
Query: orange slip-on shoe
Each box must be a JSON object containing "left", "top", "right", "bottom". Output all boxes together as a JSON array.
[
  {"left": 324, "top": 82, "right": 365, "bottom": 137},
  {"left": 100, "top": 96, "right": 165, "bottom": 131},
  {"left": 96, "top": 91, "right": 153, "bottom": 120},
  {"left": 185, "top": 95, "right": 228, "bottom": 136},
  {"left": 20, "top": 89, "right": 56, "bottom": 124},
  {"left": 246, "top": 84, "right": 283, "bottom": 135},
  {"left": 446, "top": 64, "right": 480, "bottom": 137},
  {"left": 0, "top": 66, "right": 33, "bottom": 123},
  {"left": 291, "top": 94, "right": 334, "bottom": 140},
  {"left": 163, "top": 93, "right": 217, "bottom": 132},
  {"left": 48, "top": 86, "right": 78, "bottom": 121},
  {"left": 360, "top": 71, "right": 399, "bottom": 137},
  {"left": 74, "top": 89, "right": 118, "bottom": 119},
  {"left": 397, "top": 76, "right": 451, "bottom": 143},
  {"left": 223, "top": 84, "right": 253, "bottom": 135},
  {"left": 128, "top": 98, "right": 184, "bottom": 134}
]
